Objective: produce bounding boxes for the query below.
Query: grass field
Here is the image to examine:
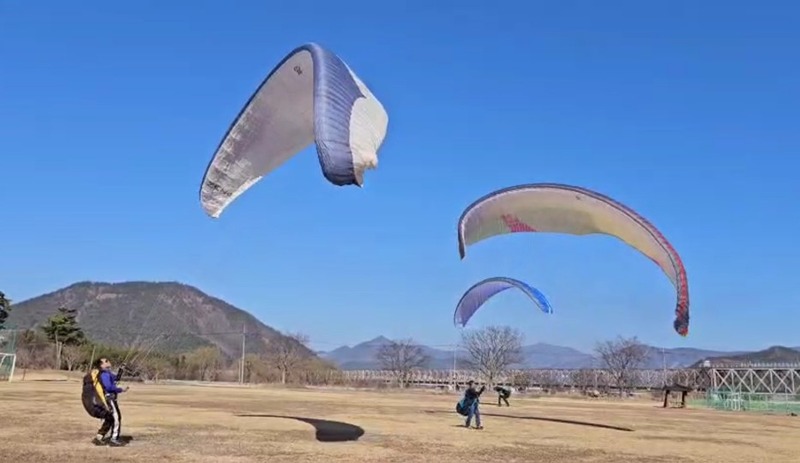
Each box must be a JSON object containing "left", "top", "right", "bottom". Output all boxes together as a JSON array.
[{"left": 2, "top": 372, "right": 799, "bottom": 463}]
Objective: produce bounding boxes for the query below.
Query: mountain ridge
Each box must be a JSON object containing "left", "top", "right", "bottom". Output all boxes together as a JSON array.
[
  {"left": 5, "top": 280, "right": 315, "bottom": 360},
  {"left": 320, "top": 336, "right": 799, "bottom": 370},
  {"left": 689, "top": 346, "right": 800, "bottom": 367}
]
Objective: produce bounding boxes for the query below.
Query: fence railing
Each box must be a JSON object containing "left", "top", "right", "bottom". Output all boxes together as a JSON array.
[{"left": 334, "top": 368, "right": 709, "bottom": 390}]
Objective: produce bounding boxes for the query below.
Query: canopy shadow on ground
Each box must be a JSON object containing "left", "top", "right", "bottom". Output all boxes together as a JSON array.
[
  {"left": 423, "top": 410, "right": 634, "bottom": 432},
  {"left": 235, "top": 414, "right": 365, "bottom": 442}
]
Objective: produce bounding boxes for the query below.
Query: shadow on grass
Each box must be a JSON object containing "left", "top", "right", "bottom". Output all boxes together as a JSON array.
[
  {"left": 423, "top": 409, "right": 634, "bottom": 432},
  {"left": 97, "top": 435, "right": 134, "bottom": 445},
  {"left": 235, "top": 414, "right": 365, "bottom": 442}
]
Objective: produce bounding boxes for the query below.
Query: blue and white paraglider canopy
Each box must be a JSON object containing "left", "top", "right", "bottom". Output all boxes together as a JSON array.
[{"left": 200, "top": 42, "right": 389, "bottom": 218}]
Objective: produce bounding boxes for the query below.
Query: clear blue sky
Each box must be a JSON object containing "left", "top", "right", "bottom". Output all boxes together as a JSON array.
[{"left": 2, "top": 1, "right": 798, "bottom": 353}]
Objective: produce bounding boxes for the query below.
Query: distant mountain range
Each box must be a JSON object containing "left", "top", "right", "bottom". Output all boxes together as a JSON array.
[
  {"left": 6, "top": 281, "right": 797, "bottom": 371},
  {"left": 319, "top": 336, "right": 800, "bottom": 370}
]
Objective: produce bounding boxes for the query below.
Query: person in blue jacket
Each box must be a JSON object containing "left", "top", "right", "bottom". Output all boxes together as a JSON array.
[
  {"left": 460, "top": 380, "right": 485, "bottom": 429},
  {"left": 87, "top": 357, "right": 129, "bottom": 446}
]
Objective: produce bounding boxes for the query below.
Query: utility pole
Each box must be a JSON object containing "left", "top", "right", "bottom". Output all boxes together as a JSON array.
[
  {"left": 55, "top": 332, "right": 61, "bottom": 370},
  {"left": 240, "top": 323, "right": 247, "bottom": 384},
  {"left": 451, "top": 343, "right": 458, "bottom": 390}
]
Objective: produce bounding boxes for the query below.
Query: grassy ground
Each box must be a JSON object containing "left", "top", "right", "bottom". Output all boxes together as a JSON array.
[{"left": 2, "top": 371, "right": 799, "bottom": 463}]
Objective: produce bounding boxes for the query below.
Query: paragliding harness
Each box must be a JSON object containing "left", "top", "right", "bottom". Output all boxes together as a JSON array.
[
  {"left": 456, "top": 396, "right": 475, "bottom": 416},
  {"left": 456, "top": 398, "right": 468, "bottom": 416},
  {"left": 456, "top": 383, "right": 485, "bottom": 416},
  {"left": 81, "top": 368, "right": 114, "bottom": 419}
]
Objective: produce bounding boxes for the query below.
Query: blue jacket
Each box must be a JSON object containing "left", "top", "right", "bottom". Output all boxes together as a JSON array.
[{"left": 99, "top": 369, "right": 124, "bottom": 396}]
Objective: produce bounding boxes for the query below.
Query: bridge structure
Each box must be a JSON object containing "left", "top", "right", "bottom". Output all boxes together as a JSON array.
[
  {"left": 338, "top": 363, "right": 800, "bottom": 395},
  {"left": 338, "top": 368, "right": 704, "bottom": 390},
  {"left": 696, "top": 362, "right": 800, "bottom": 413},
  {"left": 704, "top": 362, "right": 800, "bottom": 395}
]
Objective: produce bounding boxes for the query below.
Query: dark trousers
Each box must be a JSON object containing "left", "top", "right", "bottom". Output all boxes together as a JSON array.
[
  {"left": 466, "top": 402, "right": 481, "bottom": 427},
  {"left": 498, "top": 394, "right": 510, "bottom": 406},
  {"left": 97, "top": 398, "right": 122, "bottom": 440}
]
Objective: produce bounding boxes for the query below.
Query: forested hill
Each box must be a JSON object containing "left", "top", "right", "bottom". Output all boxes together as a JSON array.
[
  {"left": 6, "top": 281, "right": 314, "bottom": 360},
  {"left": 691, "top": 346, "right": 800, "bottom": 367}
]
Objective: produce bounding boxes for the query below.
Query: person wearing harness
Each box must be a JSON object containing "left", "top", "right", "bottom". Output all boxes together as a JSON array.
[
  {"left": 494, "top": 385, "right": 511, "bottom": 406},
  {"left": 459, "top": 380, "right": 485, "bottom": 429},
  {"left": 82, "top": 357, "right": 129, "bottom": 446}
]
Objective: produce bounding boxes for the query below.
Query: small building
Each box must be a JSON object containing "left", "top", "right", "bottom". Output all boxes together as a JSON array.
[{"left": 662, "top": 383, "right": 693, "bottom": 408}]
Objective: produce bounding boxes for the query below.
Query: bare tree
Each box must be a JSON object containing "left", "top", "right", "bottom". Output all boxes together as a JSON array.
[
  {"left": 137, "top": 356, "right": 173, "bottom": 382},
  {"left": 509, "top": 370, "right": 533, "bottom": 390},
  {"left": 299, "top": 358, "right": 339, "bottom": 386},
  {"left": 267, "top": 332, "right": 309, "bottom": 384},
  {"left": 594, "top": 336, "right": 648, "bottom": 396},
  {"left": 570, "top": 369, "right": 601, "bottom": 396},
  {"left": 186, "top": 346, "right": 222, "bottom": 381},
  {"left": 534, "top": 369, "right": 564, "bottom": 392},
  {"left": 60, "top": 344, "right": 87, "bottom": 371},
  {"left": 461, "top": 326, "right": 524, "bottom": 384},
  {"left": 243, "top": 353, "right": 269, "bottom": 383},
  {"left": 375, "top": 339, "right": 429, "bottom": 387}
]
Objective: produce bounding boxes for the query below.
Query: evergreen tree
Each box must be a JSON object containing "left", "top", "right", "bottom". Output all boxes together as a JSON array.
[
  {"left": 41, "top": 306, "right": 86, "bottom": 369},
  {"left": 0, "top": 291, "right": 11, "bottom": 330},
  {"left": 41, "top": 306, "right": 85, "bottom": 345}
]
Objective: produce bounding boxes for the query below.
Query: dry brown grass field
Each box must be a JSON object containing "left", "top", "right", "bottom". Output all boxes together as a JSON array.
[{"left": 2, "top": 371, "right": 799, "bottom": 463}]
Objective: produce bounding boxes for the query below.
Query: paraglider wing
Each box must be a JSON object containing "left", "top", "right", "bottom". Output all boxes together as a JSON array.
[
  {"left": 454, "top": 276, "right": 553, "bottom": 327},
  {"left": 456, "top": 183, "right": 689, "bottom": 336},
  {"left": 200, "top": 42, "right": 389, "bottom": 218}
]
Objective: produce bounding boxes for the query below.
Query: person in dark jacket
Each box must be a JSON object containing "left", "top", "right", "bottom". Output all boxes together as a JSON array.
[
  {"left": 495, "top": 385, "right": 511, "bottom": 406},
  {"left": 87, "top": 357, "right": 129, "bottom": 446},
  {"left": 461, "top": 380, "right": 485, "bottom": 429}
]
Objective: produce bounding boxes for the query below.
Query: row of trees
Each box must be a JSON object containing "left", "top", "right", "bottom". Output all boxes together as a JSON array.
[
  {"left": 13, "top": 327, "right": 337, "bottom": 384},
  {"left": 3, "top": 299, "right": 336, "bottom": 384},
  {"left": 375, "top": 325, "right": 649, "bottom": 394}
]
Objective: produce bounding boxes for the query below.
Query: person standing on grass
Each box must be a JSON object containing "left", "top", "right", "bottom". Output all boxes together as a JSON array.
[
  {"left": 84, "top": 357, "right": 129, "bottom": 446},
  {"left": 495, "top": 385, "right": 511, "bottom": 406},
  {"left": 461, "top": 380, "right": 485, "bottom": 429}
]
